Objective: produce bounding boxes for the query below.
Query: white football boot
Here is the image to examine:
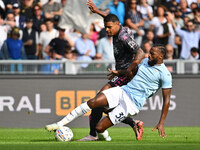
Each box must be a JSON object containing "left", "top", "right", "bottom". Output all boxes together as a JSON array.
[{"left": 45, "top": 123, "right": 60, "bottom": 132}]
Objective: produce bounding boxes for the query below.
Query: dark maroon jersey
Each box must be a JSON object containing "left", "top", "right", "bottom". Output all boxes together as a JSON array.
[{"left": 113, "top": 26, "right": 140, "bottom": 70}]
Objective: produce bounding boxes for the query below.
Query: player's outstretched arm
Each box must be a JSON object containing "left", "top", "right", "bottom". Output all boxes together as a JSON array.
[
  {"left": 87, "top": 0, "right": 107, "bottom": 18},
  {"left": 152, "top": 88, "right": 171, "bottom": 138}
]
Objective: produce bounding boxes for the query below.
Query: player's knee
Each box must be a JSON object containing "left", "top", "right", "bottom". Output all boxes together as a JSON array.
[
  {"left": 95, "top": 124, "right": 105, "bottom": 133},
  {"left": 87, "top": 99, "right": 96, "bottom": 109},
  {"left": 87, "top": 93, "right": 107, "bottom": 109}
]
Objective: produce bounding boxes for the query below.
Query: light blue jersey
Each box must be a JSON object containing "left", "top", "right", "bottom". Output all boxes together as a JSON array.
[{"left": 122, "top": 58, "right": 172, "bottom": 110}]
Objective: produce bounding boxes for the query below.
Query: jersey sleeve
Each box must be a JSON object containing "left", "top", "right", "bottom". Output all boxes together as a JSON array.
[
  {"left": 161, "top": 70, "right": 172, "bottom": 89},
  {"left": 123, "top": 30, "right": 140, "bottom": 52}
]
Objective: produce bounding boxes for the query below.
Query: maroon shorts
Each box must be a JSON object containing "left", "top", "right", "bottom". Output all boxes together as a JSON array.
[{"left": 108, "top": 75, "right": 129, "bottom": 87}]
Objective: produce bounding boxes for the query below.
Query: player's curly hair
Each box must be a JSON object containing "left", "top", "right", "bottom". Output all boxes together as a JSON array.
[
  {"left": 104, "top": 14, "right": 119, "bottom": 23},
  {"left": 152, "top": 44, "right": 166, "bottom": 57}
]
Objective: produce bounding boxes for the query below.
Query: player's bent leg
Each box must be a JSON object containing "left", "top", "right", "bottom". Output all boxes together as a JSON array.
[
  {"left": 79, "top": 83, "right": 112, "bottom": 141},
  {"left": 96, "top": 116, "right": 113, "bottom": 132},
  {"left": 87, "top": 93, "right": 109, "bottom": 109},
  {"left": 96, "top": 116, "right": 113, "bottom": 141},
  {"left": 78, "top": 107, "right": 104, "bottom": 141},
  {"left": 122, "top": 117, "right": 135, "bottom": 127},
  {"left": 89, "top": 107, "right": 104, "bottom": 137}
]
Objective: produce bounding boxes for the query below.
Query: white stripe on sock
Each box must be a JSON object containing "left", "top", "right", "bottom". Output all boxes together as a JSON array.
[{"left": 57, "top": 102, "right": 91, "bottom": 126}]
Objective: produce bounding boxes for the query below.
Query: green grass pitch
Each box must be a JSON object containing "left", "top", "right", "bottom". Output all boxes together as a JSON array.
[{"left": 0, "top": 127, "right": 199, "bottom": 150}]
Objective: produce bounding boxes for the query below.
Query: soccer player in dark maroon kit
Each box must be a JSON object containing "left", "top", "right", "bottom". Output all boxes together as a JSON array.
[{"left": 75, "top": 0, "right": 146, "bottom": 141}]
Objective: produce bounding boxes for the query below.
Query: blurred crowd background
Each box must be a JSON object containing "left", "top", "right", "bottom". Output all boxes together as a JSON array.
[{"left": 0, "top": 0, "right": 199, "bottom": 74}]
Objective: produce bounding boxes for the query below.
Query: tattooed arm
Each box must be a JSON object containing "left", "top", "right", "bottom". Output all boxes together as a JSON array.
[
  {"left": 108, "top": 48, "right": 145, "bottom": 80},
  {"left": 126, "top": 48, "right": 145, "bottom": 79}
]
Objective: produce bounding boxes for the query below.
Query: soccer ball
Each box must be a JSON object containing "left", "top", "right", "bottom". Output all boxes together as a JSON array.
[{"left": 55, "top": 126, "right": 73, "bottom": 142}]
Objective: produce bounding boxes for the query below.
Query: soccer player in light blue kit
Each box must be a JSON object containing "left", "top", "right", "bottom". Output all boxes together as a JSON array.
[{"left": 46, "top": 44, "right": 172, "bottom": 138}]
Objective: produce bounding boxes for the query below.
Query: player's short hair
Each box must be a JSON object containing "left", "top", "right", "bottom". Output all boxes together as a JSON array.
[
  {"left": 152, "top": 44, "right": 166, "bottom": 57},
  {"left": 104, "top": 14, "right": 119, "bottom": 23}
]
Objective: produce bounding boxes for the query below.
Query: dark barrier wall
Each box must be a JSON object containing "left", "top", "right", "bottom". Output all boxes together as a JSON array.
[{"left": 0, "top": 75, "right": 199, "bottom": 128}]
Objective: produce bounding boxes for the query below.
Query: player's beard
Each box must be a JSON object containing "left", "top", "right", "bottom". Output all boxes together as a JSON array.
[
  {"left": 106, "top": 32, "right": 113, "bottom": 37},
  {"left": 148, "top": 59, "right": 157, "bottom": 66}
]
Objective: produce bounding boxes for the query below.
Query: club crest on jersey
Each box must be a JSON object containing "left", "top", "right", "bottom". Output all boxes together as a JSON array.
[{"left": 123, "top": 36, "right": 128, "bottom": 40}]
